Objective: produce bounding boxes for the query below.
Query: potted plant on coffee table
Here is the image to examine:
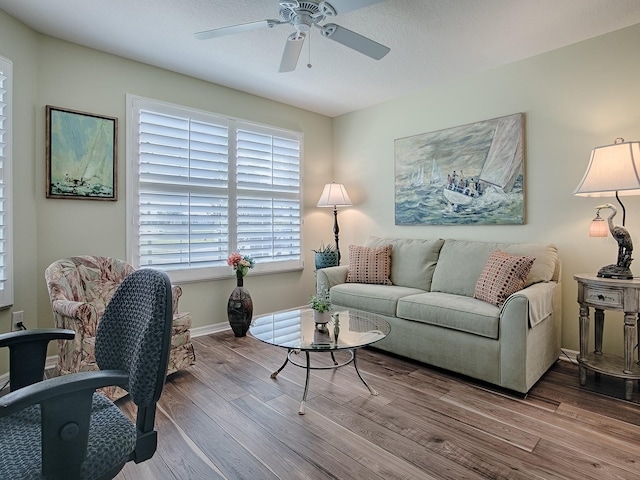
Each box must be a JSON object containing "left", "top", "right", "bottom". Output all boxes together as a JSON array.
[{"left": 309, "top": 288, "right": 331, "bottom": 324}]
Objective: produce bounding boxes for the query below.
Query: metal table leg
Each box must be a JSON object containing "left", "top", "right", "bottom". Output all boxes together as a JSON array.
[
  {"left": 299, "top": 351, "right": 311, "bottom": 415},
  {"left": 353, "top": 349, "right": 378, "bottom": 396},
  {"left": 271, "top": 348, "right": 292, "bottom": 379}
]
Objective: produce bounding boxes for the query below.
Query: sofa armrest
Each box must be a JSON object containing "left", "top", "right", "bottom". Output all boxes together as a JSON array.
[
  {"left": 316, "top": 266, "right": 349, "bottom": 293},
  {"left": 499, "top": 281, "right": 562, "bottom": 392},
  {"left": 501, "top": 281, "right": 558, "bottom": 328}
]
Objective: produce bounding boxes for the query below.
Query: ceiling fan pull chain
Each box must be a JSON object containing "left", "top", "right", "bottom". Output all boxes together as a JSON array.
[{"left": 307, "top": 30, "right": 312, "bottom": 68}]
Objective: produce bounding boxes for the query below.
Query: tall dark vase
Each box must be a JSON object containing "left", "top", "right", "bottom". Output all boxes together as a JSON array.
[{"left": 227, "top": 273, "right": 253, "bottom": 337}]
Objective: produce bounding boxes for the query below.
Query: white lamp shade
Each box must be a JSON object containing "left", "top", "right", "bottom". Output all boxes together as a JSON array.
[
  {"left": 574, "top": 141, "right": 640, "bottom": 197},
  {"left": 316, "top": 183, "right": 352, "bottom": 208}
]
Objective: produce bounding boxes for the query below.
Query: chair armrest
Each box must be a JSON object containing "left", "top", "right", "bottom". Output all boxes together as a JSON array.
[
  {"left": 0, "top": 328, "right": 75, "bottom": 348},
  {"left": 0, "top": 369, "right": 128, "bottom": 416},
  {"left": 0, "top": 329, "right": 75, "bottom": 391},
  {"left": 51, "top": 299, "right": 98, "bottom": 332},
  {"left": 171, "top": 285, "right": 182, "bottom": 315}
]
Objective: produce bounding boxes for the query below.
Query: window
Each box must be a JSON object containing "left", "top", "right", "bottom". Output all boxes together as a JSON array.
[
  {"left": 0, "top": 56, "right": 12, "bottom": 307},
  {"left": 126, "top": 95, "right": 302, "bottom": 282}
]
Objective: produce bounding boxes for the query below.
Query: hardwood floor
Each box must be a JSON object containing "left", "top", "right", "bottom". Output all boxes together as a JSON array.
[{"left": 117, "top": 331, "right": 640, "bottom": 480}]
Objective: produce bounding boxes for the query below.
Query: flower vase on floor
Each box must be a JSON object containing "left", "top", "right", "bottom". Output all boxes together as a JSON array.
[{"left": 227, "top": 272, "right": 253, "bottom": 337}]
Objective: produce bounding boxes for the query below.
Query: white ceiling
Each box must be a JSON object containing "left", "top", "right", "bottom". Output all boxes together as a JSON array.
[{"left": 2, "top": 0, "right": 640, "bottom": 117}]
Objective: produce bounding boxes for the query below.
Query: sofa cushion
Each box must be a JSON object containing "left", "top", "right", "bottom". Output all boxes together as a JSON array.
[
  {"left": 330, "top": 283, "right": 425, "bottom": 317},
  {"left": 474, "top": 250, "right": 535, "bottom": 306},
  {"left": 364, "top": 237, "right": 445, "bottom": 290},
  {"left": 397, "top": 292, "right": 501, "bottom": 339},
  {"left": 346, "top": 244, "right": 392, "bottom": 285},
  {"left": 431, "top": 239, "right": 558, "bottom": 297}
]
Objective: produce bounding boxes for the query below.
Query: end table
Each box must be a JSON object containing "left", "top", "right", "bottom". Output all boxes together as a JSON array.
[{"left": 574, "top": 274, "right": 640, "bottom": 400}]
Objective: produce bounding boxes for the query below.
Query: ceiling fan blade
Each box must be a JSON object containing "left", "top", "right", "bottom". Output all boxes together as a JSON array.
[
  {"left": 320, "top": 0, "right": 385, "bottom": 16},
  {"left": 279, "top": 32, "right": 306, "bottom": 72},
  {"left": 320, "top": 24, "right": 390, "bottom": 60},
  {"left": 194, "top": 19, "right": 280, "bottom": 40}
]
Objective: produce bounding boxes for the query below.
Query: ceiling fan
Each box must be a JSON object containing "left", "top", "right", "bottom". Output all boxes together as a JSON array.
[{"left": 194, "top": 0, "right": 390, "bottom": 73}]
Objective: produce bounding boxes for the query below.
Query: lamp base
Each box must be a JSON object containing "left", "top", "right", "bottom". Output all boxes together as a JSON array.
[{"left": 597, "top": 264, "right": 633, "bottom": 280}]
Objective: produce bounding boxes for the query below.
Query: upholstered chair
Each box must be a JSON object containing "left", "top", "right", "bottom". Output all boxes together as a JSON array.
[
  {"left": 45, "top": 256, "right": 195, "bottom": 400},
  {"left": 0, "top": 268, "right": 173, "bottom": 479}
]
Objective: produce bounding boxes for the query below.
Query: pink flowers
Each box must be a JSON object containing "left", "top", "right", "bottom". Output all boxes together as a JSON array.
[{"left": 227, "top": 252, "right": 255, "bottom": 277}]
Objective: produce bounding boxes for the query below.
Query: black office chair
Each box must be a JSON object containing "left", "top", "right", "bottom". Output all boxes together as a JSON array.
[{"left": 0, "top": 268, "right": 173, "bottom": 479}]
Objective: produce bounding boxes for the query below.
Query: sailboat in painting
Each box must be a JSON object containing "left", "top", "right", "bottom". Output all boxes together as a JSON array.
[{"left": 443, "top": 114, "right": 522, "bottom": 210}]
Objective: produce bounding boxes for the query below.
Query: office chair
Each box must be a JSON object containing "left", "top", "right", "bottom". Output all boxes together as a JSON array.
[{"left": 0, "top": 268, "right": 173, "bottom": 479}]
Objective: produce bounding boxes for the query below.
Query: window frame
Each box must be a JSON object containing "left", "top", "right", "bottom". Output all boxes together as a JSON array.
[
  {"left": 0, "top": 55, "right": 13, "bottom": 308},
  {"left": 126, "top": 95, "right": 304, "bottom": 283}
]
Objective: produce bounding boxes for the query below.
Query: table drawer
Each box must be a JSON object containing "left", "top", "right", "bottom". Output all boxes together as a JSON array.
[{"left": 584, "top": 286, "right": 623, "bottom": 308}]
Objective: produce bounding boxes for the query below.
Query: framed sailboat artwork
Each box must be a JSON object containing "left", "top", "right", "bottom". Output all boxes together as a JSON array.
[
  {"left": 394, "top": 113, "right": 525, "bottom": 225},
  {"left": 46, "top": 106, "right": 118, "bottom": 200}
]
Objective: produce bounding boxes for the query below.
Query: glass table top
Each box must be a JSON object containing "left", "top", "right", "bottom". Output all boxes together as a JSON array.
[{"left": 249, "top": 308, "right": 390, "bottom": 351}]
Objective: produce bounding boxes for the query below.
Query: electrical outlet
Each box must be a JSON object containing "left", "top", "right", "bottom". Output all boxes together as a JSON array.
[{"left": 11, "top": 310, "right": 24, "bottom": 331}]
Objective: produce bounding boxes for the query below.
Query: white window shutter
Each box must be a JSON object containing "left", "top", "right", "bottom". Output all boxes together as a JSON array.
[
  {"left": 0, "top": 57, "right": 13, "bottom": 308},
  {"left": 127, "top": 95, "right": 302, "bottom": 280}
]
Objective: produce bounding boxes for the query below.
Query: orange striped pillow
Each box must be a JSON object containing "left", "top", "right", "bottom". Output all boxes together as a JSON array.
[
  {"left": 474, "top": 250, "right": 534, "bottom": 306},
  {"left": 346, "top": 245, "right": 392, "bottom": 285}
]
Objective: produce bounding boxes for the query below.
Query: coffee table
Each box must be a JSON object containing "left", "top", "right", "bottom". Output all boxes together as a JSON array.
[{"left": 249, "top": 308, "right": 391, "bottom": 414}]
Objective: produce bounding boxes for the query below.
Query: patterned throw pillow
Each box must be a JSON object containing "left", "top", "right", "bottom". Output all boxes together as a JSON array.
[
  {"left": 474, "top": 250, "right": 535, "bottom": 306},
  {"left": 346, "top": 244, "right": 392, "bottom": 285}
]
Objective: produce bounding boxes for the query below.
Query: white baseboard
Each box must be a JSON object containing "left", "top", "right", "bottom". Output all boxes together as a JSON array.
[{"left": 559, "top": 348, "right": 578, "bottom": 363}]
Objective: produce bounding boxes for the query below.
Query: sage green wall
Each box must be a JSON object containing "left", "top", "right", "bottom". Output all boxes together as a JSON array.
[
  {"left": 0, "top": 9, "right": 334, "bottom": 378},
  {"left": 0, "top": 11, "right": 39, "bottom": 374},
  {"left": 332, "top": 23, "right": 640, "bottom": 356}
]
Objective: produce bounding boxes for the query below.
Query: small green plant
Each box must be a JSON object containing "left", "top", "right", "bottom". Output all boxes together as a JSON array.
[
  {"left": 309, "top": 288, "right": 331, "bottom": 313},
  {"left": 312, "top": 242, "right": 336, "bottom": 254}
]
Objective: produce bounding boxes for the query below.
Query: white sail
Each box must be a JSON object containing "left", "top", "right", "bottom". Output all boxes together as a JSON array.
[
  {"left": 478, "top": 114, "right": 523, "bottom": 192},
  {"left": 430, "top": 159, "right": 444, "bottom": 185}
]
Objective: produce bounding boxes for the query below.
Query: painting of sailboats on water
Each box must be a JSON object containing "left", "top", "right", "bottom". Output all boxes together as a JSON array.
[
  {"left": 395, "top": 113, "right": 524, "bottom": 225},
  {"left": 46, "top": 106, "right": 117, "bottom": 200}
]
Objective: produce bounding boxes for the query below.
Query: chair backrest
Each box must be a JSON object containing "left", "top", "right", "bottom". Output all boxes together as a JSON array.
[
  {"left": 45, "top": 256, "right": 136, "bottom": 319},
  {"left": 95, "top": 268, "right": 172, "bottom": 407}
]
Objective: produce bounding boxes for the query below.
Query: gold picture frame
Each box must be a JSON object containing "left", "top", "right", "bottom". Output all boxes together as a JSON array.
[{"left": 46, "top": 105, "right": 118, "bottom": 200}]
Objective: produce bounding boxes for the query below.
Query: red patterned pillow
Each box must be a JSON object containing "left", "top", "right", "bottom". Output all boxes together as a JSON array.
[
  {"left": 474, "top": 250, "right": 535, "bottom": 306},
  {"left": 346, "top": 245, "right": 392, "bottom": 285}
]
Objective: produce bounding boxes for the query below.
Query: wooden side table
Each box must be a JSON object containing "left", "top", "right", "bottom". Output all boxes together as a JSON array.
[{"left": 574, "top": 274, "right": 640, "bottom": 400}]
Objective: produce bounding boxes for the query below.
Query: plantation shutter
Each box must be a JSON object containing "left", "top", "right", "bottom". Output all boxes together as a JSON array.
[
  {"left": 0, "top": 57, "right": 13, "bottom": 307},
  {"left": 136, "top": 103, "right": 229, "bottom": 270},
  {"left": 128, "top": 95, "right": 303, "bottom": 280},
  {"left": 236, "top": 126, "right": 301, "bottom": 263}
]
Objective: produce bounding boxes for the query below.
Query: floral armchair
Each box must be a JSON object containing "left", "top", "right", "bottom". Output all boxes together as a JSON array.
[{"left": 45, "top": 256, "right": 196, "bottom": 400}]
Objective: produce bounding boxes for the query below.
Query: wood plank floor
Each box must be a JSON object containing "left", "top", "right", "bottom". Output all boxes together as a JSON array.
[{"left": 116, "top": 331, "right": 640, "bottom": 480}]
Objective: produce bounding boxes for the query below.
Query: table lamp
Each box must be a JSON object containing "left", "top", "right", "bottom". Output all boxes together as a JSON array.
[
  {"left": 574, "top": 138, "right": 640, "bottom": 279},
  {"left": 316, "top": 183, "right": 352, "bottom": 263}
]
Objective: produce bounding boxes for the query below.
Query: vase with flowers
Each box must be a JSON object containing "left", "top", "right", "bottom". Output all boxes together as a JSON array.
[{"left": 227, "top": 252, "right": 255, "bottom": 337}]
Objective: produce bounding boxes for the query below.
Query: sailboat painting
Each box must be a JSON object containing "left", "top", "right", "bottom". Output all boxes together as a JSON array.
[
  {"left": 394, "top": 113, "right": 524, "bottom": 225},
  {"left": 46, "top": 106, "right": 117, "bottom": 200}
]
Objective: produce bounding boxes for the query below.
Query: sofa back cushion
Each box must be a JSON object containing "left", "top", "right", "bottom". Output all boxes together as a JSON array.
[
  {"left": 364, "top": 237, "right": 445, "bottom": 290},
  {"left": 431, "top": 239, "right": 558, "bottom": 297}
]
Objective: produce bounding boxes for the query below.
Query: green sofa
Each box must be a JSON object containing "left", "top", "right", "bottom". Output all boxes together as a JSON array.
[{"left": 316, "top": 237, "right": 562, "bottom": 394}]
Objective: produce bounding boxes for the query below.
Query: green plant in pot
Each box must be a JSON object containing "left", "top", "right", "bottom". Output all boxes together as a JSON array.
[
  {"left": 309, "top": 288, "right": 331, "bottom": 324},
  {"left": 313, "top": 242, "right": 338, "bottom": 270}
]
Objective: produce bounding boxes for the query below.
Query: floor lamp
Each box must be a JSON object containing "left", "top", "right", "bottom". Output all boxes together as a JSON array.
[{"left": 316, "top": 183, "right": 352, "bottom": 263}]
